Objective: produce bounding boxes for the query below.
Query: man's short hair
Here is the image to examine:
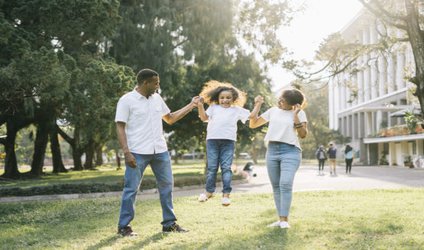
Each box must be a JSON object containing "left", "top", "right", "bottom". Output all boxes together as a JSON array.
[{"left": 137, "top": 69, "right": 159, "bottom": 84}]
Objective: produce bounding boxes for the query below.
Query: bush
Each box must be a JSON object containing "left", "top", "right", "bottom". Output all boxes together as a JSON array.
[{"left": 0, "top": 175, "right": 244, "bottom": 197}]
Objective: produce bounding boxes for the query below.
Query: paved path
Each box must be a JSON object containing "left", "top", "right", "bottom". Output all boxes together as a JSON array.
[{"left": 1, "top": 165, "right": 423, "bottom": 203}]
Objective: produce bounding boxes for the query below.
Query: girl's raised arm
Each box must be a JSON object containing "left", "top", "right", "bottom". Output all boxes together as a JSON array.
[{"left": 198, "top": 97, "right": 208, "bottom": 122}]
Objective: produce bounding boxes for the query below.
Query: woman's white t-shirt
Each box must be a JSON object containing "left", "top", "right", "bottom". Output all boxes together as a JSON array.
[
  {"left": 260, "top": 107, "right": 307, "bottom": 149},
  {"left": 205, "top": 104, "right": 250, "bottom": 141}
]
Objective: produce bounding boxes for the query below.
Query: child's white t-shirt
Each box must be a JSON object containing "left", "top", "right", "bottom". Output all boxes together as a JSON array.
[
  {"left": 260, "top": 107, "right": 308, "bottom": 149},
  {"left": 205, "top": 104, "right": 250, "bottom": 141}
]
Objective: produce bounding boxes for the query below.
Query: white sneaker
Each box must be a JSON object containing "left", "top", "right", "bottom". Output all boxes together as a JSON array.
[
  {"left": 222, "top": 197, "right": 231, "bottom": 206},
  {"left": 280, "top": 221, "right": 290, "bottom": 229},
  {"left": 198, "top": 193, "right": 209, "bottom": 202},
  {"left": 267, "top": 221, "right": 281, "bottom": 227}
]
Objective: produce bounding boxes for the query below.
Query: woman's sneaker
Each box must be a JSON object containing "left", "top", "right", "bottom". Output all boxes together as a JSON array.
[
  {"left": 267, "top": 221, "right": 290, "bottom": 229},
  {"left": 221, "top": 197, "right": 231, "bottom": 206},
  {"left": 279, "top": 221, "right": 290, "bottom": 229},
  {"left": 267, "top": 221, "right": 281, "bottom": 227},
  {"left": 198, "top": 193, "right": 209, "bottom": 202}
]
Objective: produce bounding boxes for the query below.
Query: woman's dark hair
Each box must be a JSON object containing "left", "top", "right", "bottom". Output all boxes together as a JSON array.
[
  {"left": 345, "top": 145, "right": 352, "bottom": 153},
  {"left": 281, "top": 89, "right": 305, "bottom": 106},
  {"left": 136, "top": 68, "right": 159, "bottom": 84},
  {"left": 208, "top": 86, "right": 239, "bottom": 103}
]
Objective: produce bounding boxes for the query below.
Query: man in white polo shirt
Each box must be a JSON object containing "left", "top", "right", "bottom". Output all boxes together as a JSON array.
[{"left": 115, "top": 68, "right": 199, "bottom": 236}]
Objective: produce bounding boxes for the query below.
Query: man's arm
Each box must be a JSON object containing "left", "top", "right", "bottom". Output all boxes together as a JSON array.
[
  {"left": 162, "top": 97, "right": 199, "bottom": 125},
  {"left": 116, "top": 122, "right": 136, "bottom": 168}
]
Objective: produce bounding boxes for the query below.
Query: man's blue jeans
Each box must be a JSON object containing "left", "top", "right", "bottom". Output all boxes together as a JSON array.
[
  {"left": 118, "top": 152, "right": 176, "bottom": 228},
  {"left": 266, "top": 142, "right": 301, "bottom": 217},
  {"left": 205, "top": 139, "right": 235, "bottom": 194}
]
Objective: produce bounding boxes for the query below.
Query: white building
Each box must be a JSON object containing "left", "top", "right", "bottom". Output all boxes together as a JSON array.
[{"left": 329, "top": 8, "right": 424, "bottom": 167}]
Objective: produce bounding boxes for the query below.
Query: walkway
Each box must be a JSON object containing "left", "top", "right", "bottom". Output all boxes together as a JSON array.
[{"left": 1, "top": 165, "right": 423, "bottom": 203}]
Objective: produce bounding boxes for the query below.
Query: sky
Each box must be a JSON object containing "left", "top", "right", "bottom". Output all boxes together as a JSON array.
[{"left": 269, "top": 0, "right": 363, "bottom": 92}]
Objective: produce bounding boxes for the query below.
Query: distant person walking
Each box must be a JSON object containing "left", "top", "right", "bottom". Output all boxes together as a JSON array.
[
  {"left": 196, "top": 80, "right": 250, "bottom": 206},
  {"left": 115, "top": 68, "right": 199, "bottom": 236},
  {"left": 327, "top": 143, "right": 337, "bottom": 176},
  {"left": 249, "top": 88, "right": 308, "bottom": 229},
  {"left": 315, "top": 145, "right": 327, "bottom": 175},
  {"left": 344, "top": 144, "right": 354, "bottom": 174}
]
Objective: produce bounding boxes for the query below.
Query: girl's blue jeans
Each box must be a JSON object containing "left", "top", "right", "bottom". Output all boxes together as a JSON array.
[
  {"left": 205, "top": 139, "right": 235, "bottom": 194},
  {"left": 118, "top": 152, "right": 176, "bottom": 228},
  {"left": 266, "top": 142, "right": 301, "bottom": 217}
]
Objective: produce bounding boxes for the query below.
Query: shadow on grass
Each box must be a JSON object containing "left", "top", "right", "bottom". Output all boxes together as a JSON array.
[
  {"left": 122, "top": 232, "right": 169, "bottom": 250},
  {"left": 86, "top": 234, "right": 121, "bottom": 250}
]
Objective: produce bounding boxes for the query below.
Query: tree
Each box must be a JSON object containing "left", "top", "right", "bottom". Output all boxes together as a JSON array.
[
  {"left": 111, "top": 0, "right": 296, "bottom": 155},
  {"left": 358, "top": 0, "right": 424, "bottom": 117},
  {"left": 293, "top": 1, "right": 424, "bottom": 119},
  {"left": 0, "top": 0, "right": 125, "bottom": 177}
]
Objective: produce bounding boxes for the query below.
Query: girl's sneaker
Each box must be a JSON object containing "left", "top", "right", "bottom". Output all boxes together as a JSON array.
[
  {"left": 221, "top": 197, "right": 231, "bottom": 206},
  {"left": 198, "top": 193, "right": 209, "bottom": 202}
]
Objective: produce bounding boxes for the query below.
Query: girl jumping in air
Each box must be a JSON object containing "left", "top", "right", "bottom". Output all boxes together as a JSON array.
[{"left": 197, "top": 80, "right": 250, "bottom": 206}]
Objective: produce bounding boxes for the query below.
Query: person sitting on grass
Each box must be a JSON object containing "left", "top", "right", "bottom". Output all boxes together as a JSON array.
[{"left": 197, "top": 80, "right": 251, "bottom": 206}]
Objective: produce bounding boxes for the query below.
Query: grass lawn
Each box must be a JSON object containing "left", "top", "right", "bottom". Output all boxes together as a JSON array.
[
  {"left": 0, "top": 163, "right": 207, "bottom": 189},
  {"left": 0, "top": 159, "right": 257, "bottom": 189},
  {"left": 1, "top": 188, "right": 423, "bottom": 249}
]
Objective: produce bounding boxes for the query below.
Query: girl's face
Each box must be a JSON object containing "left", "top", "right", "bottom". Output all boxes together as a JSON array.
[
  {"left": 218, "top": 90, "right": 234, "bottom": 108},
  {"left": 278, "top": 96, "right": 293, "bottom": 110}
]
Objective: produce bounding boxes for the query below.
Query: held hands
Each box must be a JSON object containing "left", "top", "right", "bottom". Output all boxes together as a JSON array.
[
  {"left": 254, "top": 95, "right": 264, "bottom": 106},
  {"left": 190, "top": 96, "right": 201, "bottom": 109}
]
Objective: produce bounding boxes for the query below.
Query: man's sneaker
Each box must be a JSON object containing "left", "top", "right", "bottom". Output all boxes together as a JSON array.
[
  {"left": 222, "top": 197, "right": 231, "bottom": 206},
  {"left": 162, "top": 223, "right": 189, "bottom": 233},
  {"left": 198, "top": 193, "right": 209, "bottom": 202},
  {"left": 267, "top": 221, "right": 281, "bottom": 227},
  {"left": 280, "top": 221, "right": 290, "bottom": 229},
  {"left": 117, "top": 226, "right": 138, "bottom": 237}
]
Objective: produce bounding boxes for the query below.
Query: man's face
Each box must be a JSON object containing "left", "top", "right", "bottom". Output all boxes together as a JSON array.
[{"left": 144, "top": 76, "right": 160, "bottom": 97}]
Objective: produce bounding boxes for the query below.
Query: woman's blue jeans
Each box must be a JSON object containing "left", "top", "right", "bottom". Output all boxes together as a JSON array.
[
  {"left": 205, "top": 139, "right": 235, "bottom": 194},
  {"left": 266, "top": 142, "right": 301, "bottom": 217},
  {"left": 118, "top": 152, "right": 176, "bottom": 228}
]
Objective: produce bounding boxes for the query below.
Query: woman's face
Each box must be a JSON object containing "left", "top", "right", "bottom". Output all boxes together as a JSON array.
[
  {"left": 278, "top": 96, "right": 293, "bottom": 110},
  {"left": 218, "top": 90, "right": 234, "bottom": 108}
]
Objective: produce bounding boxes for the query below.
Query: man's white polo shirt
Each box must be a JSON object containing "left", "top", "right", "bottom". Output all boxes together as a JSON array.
[{"left": 115, "top": 90, "right": 170, "bottom": 154}]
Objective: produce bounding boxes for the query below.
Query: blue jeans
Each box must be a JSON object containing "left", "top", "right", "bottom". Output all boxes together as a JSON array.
[
  {"left": 266, "top": 142, "right": 301, "bottom": 217},
  {"left": 118, "top": 152, "right": 176, "bottom": 228},
  {"left": 205, "top": 139, "right": 235, "bottom": 194}
]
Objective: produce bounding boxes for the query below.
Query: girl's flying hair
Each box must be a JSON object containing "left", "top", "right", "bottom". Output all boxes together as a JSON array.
[{"left": 199, "top": 80, "right": 247, "bottom": 107}]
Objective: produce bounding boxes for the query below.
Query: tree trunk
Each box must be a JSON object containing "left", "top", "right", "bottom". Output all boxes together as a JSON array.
[
  {"left": 2, "top": 123, "right": 20, "bottom": 179},
  {"left": 404, "top": 0, "right": 424, "bottom": 116},
  {"left": 95, "top": 144, "right": 103, "bottom": 166},
  {"left": 50, "top": 126, "right": 67, "bottom": 173},
  {"left": 30, "top": 121, "right": 49, "bottom": 176},
  {"left": 115, "top": 150, "right": 122, "bottom": 170},
  {"left": 84, "top": 142, "right": 95, "bottom": 169},
  {"left": 57, "top": 125, "right": 83, "bottom": 170}
]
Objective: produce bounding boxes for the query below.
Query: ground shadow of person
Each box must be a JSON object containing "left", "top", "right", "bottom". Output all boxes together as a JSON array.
[
  {"left": 86, "top": 235, "right": 121, "bottom": 250},
  {"left": 121, "top": 232, "right": 170, "bottom": 250}
]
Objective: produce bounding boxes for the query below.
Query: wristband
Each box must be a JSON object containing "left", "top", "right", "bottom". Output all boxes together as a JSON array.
[{"left": 295, "top": 123, "right": 303, "bottom": 128}]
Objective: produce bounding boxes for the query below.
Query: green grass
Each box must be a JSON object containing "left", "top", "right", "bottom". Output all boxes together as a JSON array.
[
  {"left": 0, "top": 163, "right": 206, "bottom": 189},
  {"left": 1, "top": 188, "right": 423, "bottom": 249}
]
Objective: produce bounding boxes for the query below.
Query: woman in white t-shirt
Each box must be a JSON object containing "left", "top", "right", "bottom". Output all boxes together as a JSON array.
[
  {"left": 197, "top": 81, "right": 250, "bottom": 206},
  {"left": 249, "top": 89, "right": 308, "bottom": 229}
]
